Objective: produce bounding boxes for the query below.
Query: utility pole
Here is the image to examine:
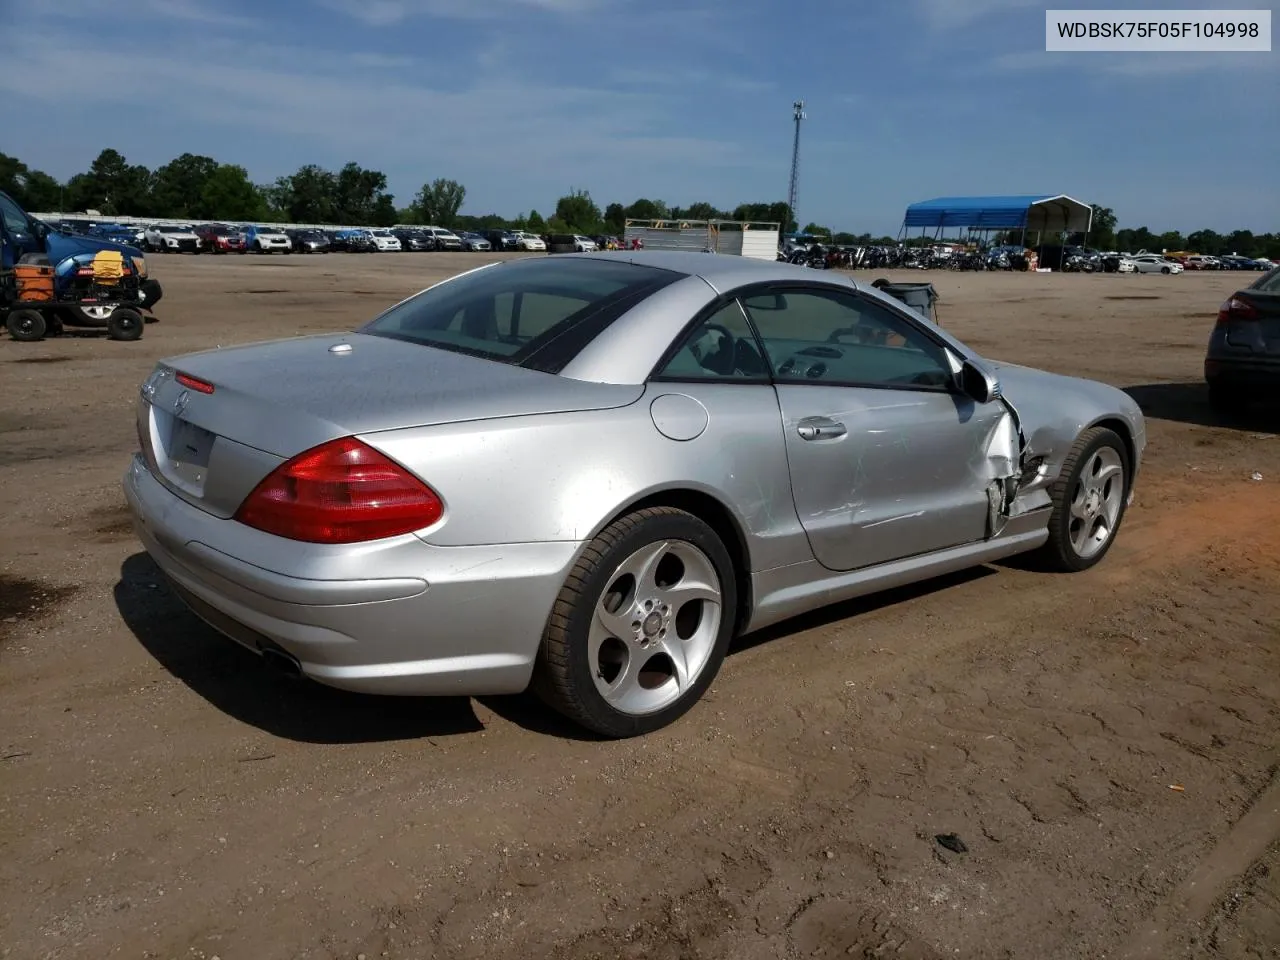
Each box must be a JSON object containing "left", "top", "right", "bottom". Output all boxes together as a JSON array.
[{"left": 786, "top": 100, "right": 806, "bottom": 234}]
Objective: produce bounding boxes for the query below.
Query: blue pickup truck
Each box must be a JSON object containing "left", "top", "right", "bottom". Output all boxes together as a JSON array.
[{"left": 1, "top": 190, "right": 163, "bottom": 341}]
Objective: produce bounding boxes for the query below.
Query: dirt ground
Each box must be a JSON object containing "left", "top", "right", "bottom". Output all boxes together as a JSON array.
[{"left": 2, "top": 253, "right": 1278, "bottom": 960}]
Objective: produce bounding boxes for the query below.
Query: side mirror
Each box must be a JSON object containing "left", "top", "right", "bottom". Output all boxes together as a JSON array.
[
  {"left": 959, "top": 359, "right": 1001, "bottom": 404},
  {"left": 31, "top": 220, "right": 50, "bottom": 240}
]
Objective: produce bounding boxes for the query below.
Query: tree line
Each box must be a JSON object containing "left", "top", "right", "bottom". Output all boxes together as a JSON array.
[{"left": 2, "top": 149, "right": 1276, "bottom": 259}]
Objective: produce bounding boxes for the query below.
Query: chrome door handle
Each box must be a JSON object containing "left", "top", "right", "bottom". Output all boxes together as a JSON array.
[{"left": 796, "top": 417, "right": 847, "bottom": 441}]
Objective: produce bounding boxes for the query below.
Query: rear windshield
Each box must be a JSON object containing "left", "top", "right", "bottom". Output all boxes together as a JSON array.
[
  {"left": 360, "top": 257, "right": 682, "bottom": 373},
  {"left": 1250, "top": 266, "right": 1280, "bottom": 293}
]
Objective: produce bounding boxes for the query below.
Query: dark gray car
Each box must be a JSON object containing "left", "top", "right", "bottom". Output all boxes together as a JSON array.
[{"left": 1205, "top": 265, "right": 1280, "bottom": 413}]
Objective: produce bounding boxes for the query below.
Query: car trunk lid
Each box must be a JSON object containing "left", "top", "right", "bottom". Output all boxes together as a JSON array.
[
  {"left": 137, "top": 333, "right": 644, "bottom": 517},
  {"left": 1224, "top": 292, "right": 1280, "bottom": 355}
]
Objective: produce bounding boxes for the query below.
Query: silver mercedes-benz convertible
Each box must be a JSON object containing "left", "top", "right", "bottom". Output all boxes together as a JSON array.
[{"left": 124, "top": 251, "right": 1145, "bottom": 737}]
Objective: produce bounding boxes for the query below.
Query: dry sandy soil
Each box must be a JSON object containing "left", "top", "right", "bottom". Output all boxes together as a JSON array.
[{"left": 2, "top": 253, "right": 1278, "bottom": 960}]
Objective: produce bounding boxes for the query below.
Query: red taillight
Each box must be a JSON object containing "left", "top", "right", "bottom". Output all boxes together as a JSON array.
[
  {"left": 1217, "top": 296, "right": 1260, "bottom": 325},
  {"left": 233, "top": 437, "right": 443, "bottom": 544},
  {"left": 175, "top": 372, "right": 216, "bottom": 394}
]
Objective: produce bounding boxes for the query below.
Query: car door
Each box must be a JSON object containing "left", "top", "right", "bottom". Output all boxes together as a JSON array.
[{"left": 739, "top": 284, "right": 1006, "bottom": 573}]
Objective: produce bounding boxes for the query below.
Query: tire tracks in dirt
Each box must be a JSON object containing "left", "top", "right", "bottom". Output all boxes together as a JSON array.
[{"left": 1118, "top": 767, "right": 1280, "bottom": 959}]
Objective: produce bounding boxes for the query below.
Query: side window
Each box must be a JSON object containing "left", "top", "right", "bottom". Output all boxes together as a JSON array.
[
  {"left": 740, "top": 288, "right": 953, "bottom": 389},
  {"left": 655, "top": 300, "right": 767, "bottom": 380},
  {"left": 0, "top": 195, "right": 30, "bottom": 235}
]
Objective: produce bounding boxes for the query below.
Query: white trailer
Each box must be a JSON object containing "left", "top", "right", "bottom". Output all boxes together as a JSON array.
[{"left": 623, "top": 219, "right": 780, "bottom": 260}]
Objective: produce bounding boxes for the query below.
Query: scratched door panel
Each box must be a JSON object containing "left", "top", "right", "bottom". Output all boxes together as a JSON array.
[{"left": 775, "top": 383, "right": 1000, "bottom": 572}]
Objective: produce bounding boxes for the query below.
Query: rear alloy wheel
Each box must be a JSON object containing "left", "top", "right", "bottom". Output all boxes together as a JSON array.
[
  {"left": 1037, "top": 426, "right": 1130, "bottom": 572},
  {"left": 534, "top": 507, "right": 736, "bottom": 738},
  {"left": 6, "top": 309, "right": 47, "bottom": 342},
  {"left": 107, "top": 307, "right": 144, "bottom": 341}
]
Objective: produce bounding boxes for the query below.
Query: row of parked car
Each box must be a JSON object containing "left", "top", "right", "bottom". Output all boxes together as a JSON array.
[{"left": 48, "top": 218, "right": 630, "bottom": 256}]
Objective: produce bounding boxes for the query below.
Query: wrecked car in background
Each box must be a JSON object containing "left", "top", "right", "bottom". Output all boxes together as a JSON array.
[{"left": 123, "top": 251, "right": 1145, "bottom": 739}]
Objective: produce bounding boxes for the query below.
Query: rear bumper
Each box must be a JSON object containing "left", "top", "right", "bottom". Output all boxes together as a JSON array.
[
  {"left": 122, "top": 455, "right": 583, "bottom": 696},
  {"left": 1205, "top": 356, "right": 1280, "bottom": 392}
]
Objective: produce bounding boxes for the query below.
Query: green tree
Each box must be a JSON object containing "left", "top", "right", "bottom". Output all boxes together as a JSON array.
[
  {"left": 372, "top": 194, "right": 398, "bottom": 227},
  {"left": 673, "top": 201, "right": 728, "bottom": 221},
  {"left": 554, "top": 189, "right": 602, "bottom": 232},
  {"left": 0, "top": 152, "right": 28, "bottom": 200},
  {"left": 527, "top": 209, "right": 546, "bottom": 231},
  {"left": 333, "top": 162, "right": 392, "bottom": 224},
  {"left": 412, "top": 178, "right": 467, "bottom": 228},
  {"left": 0, "top": 153, "right": 63, "bottom": 210},
  {"left": 1186, "top": 229, "right": 1224, "bottom": 255},
  {"left": 1155, "top": 230, "right": 1186, "bottom": 251},
  {"left": 731, "top": 201, "right": 795, "bottom": 232},
  {"left": 152, "top": 153, "right": 218, "bottom": 219},
  {"left": 623, "top": 198, "right": 668, "bottom": 221},
  {"left": 67, "top": 148, "right": 152, "bottom": 215},
  {"left": 199, "top": 164, "right": 266, "bottom": 221},
  {"left": 279, "top": 164, "right": 337, "bottom": 222},
  {"left": 1115, "top": 226, "right": 1156, "bottom": 252},
  {"left": 1225, "top": 230, "right": 1256, "bottom": 257},
  {"left": 1084, "top": 204, "right": 1117, "bottom": 249},
  {"left": 21, "top": 170, "right": 63, "bottom": 211},
  {"left": 455, "top": 213, "right": 508, "bottom": 232},
  {"left": 603, "top": 202, "right": 626, "bottom": 234},
  {"left": 259, "top": 179, "right": 292, "bottom": 219}
]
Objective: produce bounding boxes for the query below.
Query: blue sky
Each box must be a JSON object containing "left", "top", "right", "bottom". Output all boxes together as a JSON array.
[{"left": 0, "top": 0, "right": 1275, "bottom": 234}]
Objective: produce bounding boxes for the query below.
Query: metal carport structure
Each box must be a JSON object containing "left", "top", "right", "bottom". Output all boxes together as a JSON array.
[{"left": 901, "top": 194, "right": 1094, "bottom": 246}]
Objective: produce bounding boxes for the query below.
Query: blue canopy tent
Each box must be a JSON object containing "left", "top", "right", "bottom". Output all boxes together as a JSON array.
[{"left": 901, "top": 194, "right": 1094, "bottom": 247}]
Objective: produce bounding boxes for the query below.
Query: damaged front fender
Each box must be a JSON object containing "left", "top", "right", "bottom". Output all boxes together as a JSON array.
[{"left": 981, "top": 389, "right": 1050, "bottom": 540}]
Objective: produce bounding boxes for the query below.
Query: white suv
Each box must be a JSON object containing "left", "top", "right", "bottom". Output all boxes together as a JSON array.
[{"left": 422, "top": 227, "right": 463, "bottom": 251}]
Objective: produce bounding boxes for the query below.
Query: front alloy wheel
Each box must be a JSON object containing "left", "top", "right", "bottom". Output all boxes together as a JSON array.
[
  {"left": 1037, "top": 426, "right": 1130, "bottom": 572},
  {"left": 534, "top": 507, "right": 736, "bottom": 737}
]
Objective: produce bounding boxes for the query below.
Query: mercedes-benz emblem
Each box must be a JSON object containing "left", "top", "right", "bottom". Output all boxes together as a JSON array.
[{"left": 172, "top": 390, "right": 190, "bottom": 415}]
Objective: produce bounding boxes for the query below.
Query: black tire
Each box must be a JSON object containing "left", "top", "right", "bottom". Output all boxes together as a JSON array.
[
  {"left": 1161, "top": 266, "right": 1171, "bottom": 274},
  {"left": 1208, "top": 381, "right": 1248, "bottom": 416},
  {"left": 1035, "top": 426, "right": 1131, "bottom": 573},
  {"left": 106, "top": 308, "right": 144, "bottom": 342},
  {"left": 533, "top": 506, "right": 737, "bottom": 738},
  {"left": 6, "top": 309, "right": 47, "bottom": 342}
]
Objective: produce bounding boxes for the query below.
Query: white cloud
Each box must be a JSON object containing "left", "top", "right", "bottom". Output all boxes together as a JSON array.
[
  {"left": 35, "top": 0, "right": 261, "bottom": 28},
  {"left": 348, "top": 52, "right": 420, "bottom": 69},
  {"left": 608, "top": 67, "right": 775, "bottom": 95},
  {"left": 317, "top": 0, "right": 600, "bottom": 24},
  {"left": 912, "top": 0, "right": 1040, "bottom": 30},
  {"left": 988, "top": 48, "right": 1277, "bottom": 76},
  {"left": 0, "top": 29, "right": 767, "bottom": 187}
]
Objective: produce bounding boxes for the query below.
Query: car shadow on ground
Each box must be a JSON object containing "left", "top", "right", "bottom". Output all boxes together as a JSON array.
[
  {"left": 117, "top": 553, "right": 1001, "bottom": 743},
  {"left": 1125, "top": 382, "right": 1280, "bottom": 431},
  {"left": 114, "top": 552, "right": 490, "bottom": 744}
]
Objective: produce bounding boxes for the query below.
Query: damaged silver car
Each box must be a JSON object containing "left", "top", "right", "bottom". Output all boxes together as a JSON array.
[{"left": 124, "top": 251, "right": 1145, "bottom": 739}]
